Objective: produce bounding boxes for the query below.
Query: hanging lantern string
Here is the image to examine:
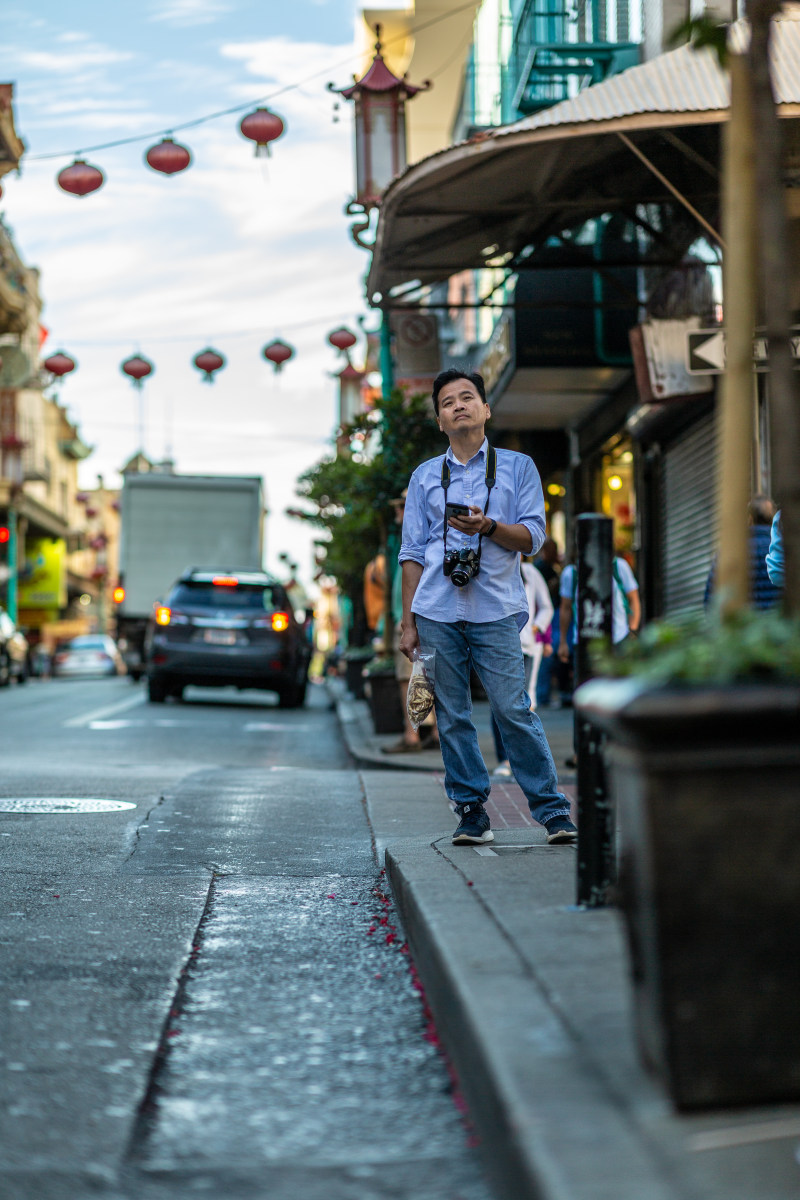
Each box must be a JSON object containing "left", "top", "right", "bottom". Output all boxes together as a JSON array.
[{"left": 25, "top": 0, "right": 478, "bottom": 163}]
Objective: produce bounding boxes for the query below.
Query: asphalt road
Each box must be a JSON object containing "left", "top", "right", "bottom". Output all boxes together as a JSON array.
[{"left": 0, "top": 676, "right": 493, "bottom": 1200}]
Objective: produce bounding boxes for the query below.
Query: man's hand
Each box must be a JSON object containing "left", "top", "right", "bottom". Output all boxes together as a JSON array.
[
  {"left": 448, "top": 505, "right": 488, "bottom": 537},
  {"left": 399, "top": 620, "right": 420, "bottom": 661},
  {"left": 558, "top": 642, "right": 571, "bottom": 663}
]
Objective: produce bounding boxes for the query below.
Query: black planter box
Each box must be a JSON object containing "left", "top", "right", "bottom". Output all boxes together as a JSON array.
[
  {"left": 576, "top": 677, "right": 800, "bottom": 1110},
  {"left": 344, "top": 652, "right": 373, "bottom": 699},
  {"left": 364, "top": 671, "right": 404, "bottom": 734}
]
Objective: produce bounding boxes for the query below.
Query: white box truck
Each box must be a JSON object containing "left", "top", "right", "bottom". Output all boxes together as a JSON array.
[{"left": 115, "top": 472, "right": 264, "bottom": 678}]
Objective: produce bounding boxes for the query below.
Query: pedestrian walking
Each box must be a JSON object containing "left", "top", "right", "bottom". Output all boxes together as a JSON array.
[
  {"left": 398, "top": 368, "right": 575, "bottom": 846},
  {"left": 492, "top": 561, "right": 553, "bottom": 778},
  {"left": 766, "top": 509, "right": 785, "bottom": 588},
  {"left": 558, "top": 540, "right": 640, "bottom": 768},
  {"left": 704, "top": 495, "right": 781, "bottom": 609}
]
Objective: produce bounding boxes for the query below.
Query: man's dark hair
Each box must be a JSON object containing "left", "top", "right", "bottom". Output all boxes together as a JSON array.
[
  {"left": 431, "top": 368, "right": 487, "bottom": 416},
  {"left": 748, "top": 494, "right": 776, "bottom": 526}
]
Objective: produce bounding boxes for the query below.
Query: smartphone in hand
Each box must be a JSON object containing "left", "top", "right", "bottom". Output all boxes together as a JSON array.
[{"left": 445, "top": 502, "right": 470, "bottom": 520}]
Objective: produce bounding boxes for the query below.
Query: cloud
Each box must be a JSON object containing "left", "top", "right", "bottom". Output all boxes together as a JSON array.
[
  {"left": 148, "top": 0, "right": 234, "bottom": 25},
  {"left": 2, "top": 28, "right": 369, "bottom": 581},
  {"left": 12, "top": 43, "right": 133, "bottom": 74}
]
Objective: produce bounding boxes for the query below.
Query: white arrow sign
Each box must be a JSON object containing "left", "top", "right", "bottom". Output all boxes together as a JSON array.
[{"left": 691, "top": 329, "right": 726, "bottom": 371}]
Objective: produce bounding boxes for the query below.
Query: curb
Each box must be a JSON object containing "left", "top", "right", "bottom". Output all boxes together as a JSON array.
[{"left": 385, "top": 836, "right": 680, "bottom": 1200}]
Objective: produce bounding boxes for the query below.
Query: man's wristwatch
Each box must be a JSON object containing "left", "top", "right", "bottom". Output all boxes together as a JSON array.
[{"left": 484, "top": 518, "right": 497, "bottom": 538}]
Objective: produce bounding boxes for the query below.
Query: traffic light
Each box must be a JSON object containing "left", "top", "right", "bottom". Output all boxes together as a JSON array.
[{"left": 0, "top": 527, "right": 9, "bottom": 545}]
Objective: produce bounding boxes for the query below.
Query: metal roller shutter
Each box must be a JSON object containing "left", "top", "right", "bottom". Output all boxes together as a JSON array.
[{"left": 661, "top": 413, "right": 718, "bottom": 620}]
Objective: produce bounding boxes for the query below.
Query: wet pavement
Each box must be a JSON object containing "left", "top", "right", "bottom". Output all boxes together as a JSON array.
[{"left": 0, "top": 678, "right": 494, "bottom": 1200}]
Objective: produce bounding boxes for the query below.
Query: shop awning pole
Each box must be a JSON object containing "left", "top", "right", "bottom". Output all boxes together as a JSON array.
[{"left": 616, "top": 131, "right": 725, "bottom": 249}]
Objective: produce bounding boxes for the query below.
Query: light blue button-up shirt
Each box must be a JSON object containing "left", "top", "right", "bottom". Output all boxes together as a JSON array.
[{"left": 399, "top": 438, "right": 547, "bottom": 629}]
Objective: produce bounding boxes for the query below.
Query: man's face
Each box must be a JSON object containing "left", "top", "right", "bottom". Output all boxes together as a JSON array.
[{"left": 436, "top": 379, "right": 490, "bottom": 437}]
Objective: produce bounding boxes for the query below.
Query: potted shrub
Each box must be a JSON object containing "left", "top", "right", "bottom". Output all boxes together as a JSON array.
[
  {"left": 576, "top": 610, "right": 800, "bottom": 1109},
  {"left": 362, "top": 654, "right": 404, "bottom": 734}
]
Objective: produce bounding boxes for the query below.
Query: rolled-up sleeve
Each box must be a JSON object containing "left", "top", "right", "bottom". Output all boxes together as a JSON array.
[
  {"left": 399, "top": 470, "right": 428, "bottom": 566},
  {"left": 515, "top": 457, "right": 546, "bottom": 556}
]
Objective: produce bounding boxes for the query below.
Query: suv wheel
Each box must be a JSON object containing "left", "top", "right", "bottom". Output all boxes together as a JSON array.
[
  {"left": 0, "top": 651, "right": 10, "bottom": 687},
  {"left": 277, "top": 677, "right": 307, "bottom": 709},
  {"left": 148, "top": 675, "right": 168, "bottom": 703}
]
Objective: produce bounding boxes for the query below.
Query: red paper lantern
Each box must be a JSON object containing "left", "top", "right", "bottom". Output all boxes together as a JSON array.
[
  {"left": 193, "top": 347, "right": 226, "bottom": 382},
  {"left": 43, "top": 351, "right": 77, "bottom": 378},
  {"left": 121, "top": 354, "right": 154, "bottom": 387},
  {"left": 57, "top": 159, "right": 104, "bottom": 197},
  {"left": 262, "top": 340, "right": 294, "bottom": 372},
  {"left": 91, "top": 566, "right": 107, "bottom": 582},
  {"left": 85, "top": 506, "right": 99, "bottom": 519},
  {"left": 145, "top": 137, "right": 192, "bottom": 175},
  {"left": 239, "top": 107, "right": 285, "bottom": 157},
  {"left": 76, "top": 492, "right": 90, "bottom": 504},
  {"left": 328, "top": 327, "right": 358, "bottom": 353}
]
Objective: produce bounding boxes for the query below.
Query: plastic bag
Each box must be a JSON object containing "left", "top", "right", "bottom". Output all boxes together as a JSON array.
[{"left": 406, "top": 649, "right": 436, "bottom": 732}]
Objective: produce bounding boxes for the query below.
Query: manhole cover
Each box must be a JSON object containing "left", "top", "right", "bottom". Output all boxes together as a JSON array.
[{"left": 0, "top": 798, "right": 137, "bottom": 814}]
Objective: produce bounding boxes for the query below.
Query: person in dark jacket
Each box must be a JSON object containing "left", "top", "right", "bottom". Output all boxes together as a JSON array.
[{"left": 704, "top": 495, "right": 782, "bottom": 609}]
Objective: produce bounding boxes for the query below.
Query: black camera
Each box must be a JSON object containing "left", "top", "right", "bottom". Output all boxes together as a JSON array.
[{"left": 443, "top": 546, "right": 481, "bottom": 587}]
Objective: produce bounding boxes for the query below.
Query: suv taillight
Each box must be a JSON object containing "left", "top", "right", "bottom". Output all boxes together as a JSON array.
[{"left": 155, "top": 607, "right": 189, "bottom": 627}]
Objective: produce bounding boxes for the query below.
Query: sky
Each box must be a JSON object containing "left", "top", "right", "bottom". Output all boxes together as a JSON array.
[{"left": 2, "top": 0, "right": 380, "bottom": 589}]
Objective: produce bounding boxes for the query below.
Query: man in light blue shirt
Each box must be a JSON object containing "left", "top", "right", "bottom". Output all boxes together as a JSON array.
[{"left": 399, "top": 368, "right": 575, "bottom": 846}]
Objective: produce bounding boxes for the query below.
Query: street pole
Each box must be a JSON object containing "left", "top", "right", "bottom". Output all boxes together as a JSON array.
[
  {"left": 574, "top": 514, "right": 614, "bottom": 907},
  {"left": 6, "top": 504, "right": 17, "bottom": 623},
  {"left": 380, "top": 310, "right": 399, "bottom": 648}
]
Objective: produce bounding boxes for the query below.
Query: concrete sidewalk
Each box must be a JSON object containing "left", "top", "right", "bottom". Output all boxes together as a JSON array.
[{"left": 331, "top": 679, "right": 800, "bottom": 1200}]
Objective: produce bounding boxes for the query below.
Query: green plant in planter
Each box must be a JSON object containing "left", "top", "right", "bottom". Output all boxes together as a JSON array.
[
  {"left": 362, "top": 655, "right": 396, "bottom": 677},
  {"left": 343, "top": 645, "right": 377, "bottom": 662},
  {"left": 593, "top": 607, "right": 800, "bottom": 686}
]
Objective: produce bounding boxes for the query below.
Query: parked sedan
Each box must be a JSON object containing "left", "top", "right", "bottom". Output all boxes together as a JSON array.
[
  {"left": 52, "top": 634, "right": 126, "bottom": 678},
  {"left": 0, "top": 608, "right": 29, "bottom": 686}
]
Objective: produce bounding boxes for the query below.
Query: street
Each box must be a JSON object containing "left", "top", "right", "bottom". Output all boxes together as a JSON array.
[{"left": 0, "top": 677, "right": 493, "bottom": 1200}]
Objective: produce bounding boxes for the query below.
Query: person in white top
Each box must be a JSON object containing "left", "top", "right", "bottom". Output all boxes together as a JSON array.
[
  {"left": 558, "top": 555, "right": 640, "bottom": 654},
  {"left": 492, "top": 562, "right": 554, "bottom": 777}
]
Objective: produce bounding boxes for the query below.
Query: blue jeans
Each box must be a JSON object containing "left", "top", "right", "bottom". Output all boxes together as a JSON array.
[{"left": 415, "top": 615, "right": 571, "bottom": 826}]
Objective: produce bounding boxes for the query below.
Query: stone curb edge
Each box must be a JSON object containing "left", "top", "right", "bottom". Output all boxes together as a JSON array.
[{"left": 384, "top": 838, "right": 679, "bottom": 1200}]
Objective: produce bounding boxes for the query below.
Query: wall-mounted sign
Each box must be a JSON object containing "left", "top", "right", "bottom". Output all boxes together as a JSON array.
[
  {"left": 18, "top": 538, "right": 67, "bottom": 610},
  {"left": 686, "top": 326, "right": 800, "bottom": 374}
]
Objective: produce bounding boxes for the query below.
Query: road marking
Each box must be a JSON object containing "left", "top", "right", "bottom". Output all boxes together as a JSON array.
[
  {"left": 63, "top": 691, "right": 146, "bottom": 728},
  {"left": 245, "top": 722, "right": 313, "bottom": 731},
  {"left": 472, "top": 845, "right": 498, "bottom": 856}
]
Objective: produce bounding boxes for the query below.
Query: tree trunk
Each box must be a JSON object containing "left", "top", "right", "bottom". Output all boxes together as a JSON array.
[
  {"left": 747, "top": 0, "right": 800, "bottom": 614},
  {"left": 717, "top": 52, "right": 756, "bottom": 614}
]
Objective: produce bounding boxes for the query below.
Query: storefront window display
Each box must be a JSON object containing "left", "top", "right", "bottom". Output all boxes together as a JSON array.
[{"left": 597, "top": 436, "right": 636, "bottom": 563}]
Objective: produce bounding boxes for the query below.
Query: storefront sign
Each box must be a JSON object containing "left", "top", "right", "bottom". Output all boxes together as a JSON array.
[
  {"left": 480, "top": 313, "right": 512, "bottom": 397},
  {"left": 631, "top": 319, "right": 714, "bottom": 402},
  {"left": 391, "top": 313, "right": 440, "bottom": 375},
  {"left": 18, "top": 537, "right": 67, "bottom": 610}
]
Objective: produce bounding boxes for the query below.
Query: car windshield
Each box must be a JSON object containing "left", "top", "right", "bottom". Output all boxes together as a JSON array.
[
  {"left": 67, "top": 637, "right": 108, "bottom": 649},
  {"left": 168, "top": 583, "right": 286, "bottom": 611}
]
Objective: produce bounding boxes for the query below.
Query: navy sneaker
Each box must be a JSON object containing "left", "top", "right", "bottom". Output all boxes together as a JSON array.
[
  {"left": 543, "top": 816, "right": 578, "bottom": 845},
  {"left": 452, "top": 802, "right": 494, "bottom": 845}
]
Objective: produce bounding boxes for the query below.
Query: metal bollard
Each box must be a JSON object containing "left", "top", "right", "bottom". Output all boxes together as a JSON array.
[{"left": 574, "top": 515, "right": 614, "bottom": 907}]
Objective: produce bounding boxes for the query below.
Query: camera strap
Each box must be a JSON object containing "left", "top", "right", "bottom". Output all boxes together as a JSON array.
[{"left": 441, "top": 445, "right": 497, "bottom": 559}]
